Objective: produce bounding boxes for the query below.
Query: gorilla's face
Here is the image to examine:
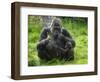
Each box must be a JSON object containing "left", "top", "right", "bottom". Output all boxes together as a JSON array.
[
  {"left": 51, "top": 19, "right": 62, "bottom": 39},
  {"left": 52, "top": 24, "right": 61, "bottom": 39}
]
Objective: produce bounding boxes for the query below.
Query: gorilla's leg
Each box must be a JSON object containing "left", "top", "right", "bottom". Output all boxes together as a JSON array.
[
  {"left": 64, "top": 49, "right": 74, "bottom": 61},
  {"left": 37, "top": 42, "right": 51, "bottom": 60}
]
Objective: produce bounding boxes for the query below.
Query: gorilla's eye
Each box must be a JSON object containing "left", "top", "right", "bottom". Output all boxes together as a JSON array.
[{"left": 54, "top": 23, "right": 60, "bottom": 27}]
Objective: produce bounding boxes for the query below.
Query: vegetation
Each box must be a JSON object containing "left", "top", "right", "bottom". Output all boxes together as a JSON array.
[{"left": 28, "top": 16, "right": 88, "bottom": 66}]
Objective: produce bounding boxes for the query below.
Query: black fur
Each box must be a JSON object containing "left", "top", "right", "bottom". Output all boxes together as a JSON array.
[{"left": 37, "top": 18, "right": 75, "bottom": 61}]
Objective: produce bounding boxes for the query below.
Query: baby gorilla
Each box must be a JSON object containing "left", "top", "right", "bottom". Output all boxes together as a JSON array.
[{"left": 37, "top": 18, "right": 75, "bottom": 61}]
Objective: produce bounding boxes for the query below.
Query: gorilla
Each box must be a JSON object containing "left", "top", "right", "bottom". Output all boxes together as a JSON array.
[{"left": 37, "top": 18, "right": 75, "bottom": 61}]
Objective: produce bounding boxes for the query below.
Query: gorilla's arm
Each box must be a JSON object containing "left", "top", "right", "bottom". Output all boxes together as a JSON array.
[
  {"left": 62, "top": 28, "right": 75, "bottom": 48},
  {"left": 39, "top": 28, "right": 50, "bottom": 41}
]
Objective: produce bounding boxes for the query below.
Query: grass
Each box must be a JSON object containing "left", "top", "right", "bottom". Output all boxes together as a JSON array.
[{"left": 28, "top": 16, "right": 88, "bottom": 66}]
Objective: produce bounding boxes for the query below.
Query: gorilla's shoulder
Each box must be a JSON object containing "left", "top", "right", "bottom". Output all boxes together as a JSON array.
[
  {"left": 62, "top": 28, "right": 68, "bottom": 32},
  {"left": 61, "top": 28, "right": 68, "bottom": 34},
  {"left": 61, "top": 28, "right": 72, "bottom": 38},
  {"left": 43, "top": 27, "right": 50, "bottom": 32}
]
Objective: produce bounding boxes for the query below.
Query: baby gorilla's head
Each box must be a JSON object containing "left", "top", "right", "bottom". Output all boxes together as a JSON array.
[{"left": 65, "top": 41, "right": 72, "bottom": 50}]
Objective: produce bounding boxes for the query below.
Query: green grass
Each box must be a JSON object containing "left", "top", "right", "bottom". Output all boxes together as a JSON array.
[{"left": 28, "top": 16, "right": 88, "bottom": 66}]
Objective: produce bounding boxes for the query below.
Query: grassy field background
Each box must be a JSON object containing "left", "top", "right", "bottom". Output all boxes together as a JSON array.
[{"left": 28, "top": 16, "right": 88, "bottom": 66}]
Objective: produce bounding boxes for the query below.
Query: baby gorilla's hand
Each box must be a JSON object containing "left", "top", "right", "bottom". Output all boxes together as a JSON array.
[{"left": 65, "top": 42, "right": 72, "bottom": 50}]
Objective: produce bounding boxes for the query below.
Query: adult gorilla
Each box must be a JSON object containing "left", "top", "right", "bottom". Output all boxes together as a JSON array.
[{"left": 37, "top": 18, "right": 75, "bottom": 61}]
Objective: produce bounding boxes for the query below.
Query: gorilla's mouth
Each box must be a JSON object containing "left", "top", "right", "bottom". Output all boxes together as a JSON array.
[{"left": 53, "top": 33, "right": 59, "bottom": 39}]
